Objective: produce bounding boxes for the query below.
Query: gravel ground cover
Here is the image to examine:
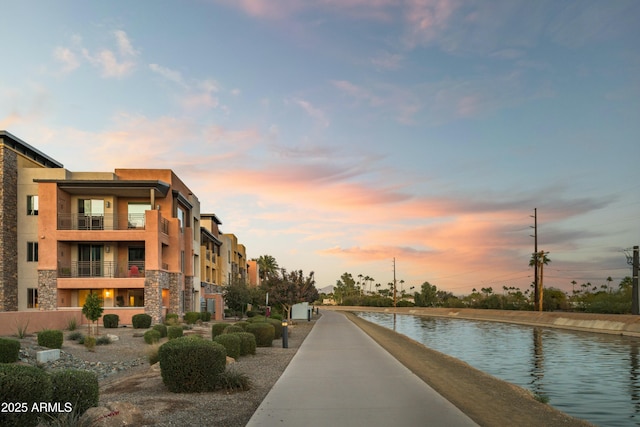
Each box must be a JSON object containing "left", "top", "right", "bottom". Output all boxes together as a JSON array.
[{"left": 9, "top": 317, "right": 317, "bottom": 426}]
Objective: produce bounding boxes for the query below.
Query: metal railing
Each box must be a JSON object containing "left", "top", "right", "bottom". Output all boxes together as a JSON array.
[
  {"left": 57, "top": 213, "right": 146, "bottom": 230},
  {"left": 58, "top": 261, "right": 145, "bottom": 278}
]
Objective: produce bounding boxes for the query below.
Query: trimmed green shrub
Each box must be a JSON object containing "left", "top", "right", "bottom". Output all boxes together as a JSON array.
[
  {"left": 236, "top": 332, "right": 257, "bottom": 356},
  {"left": 0, "top": 337, "right": 20, "bottom": 363},
  {"left": 184, "top": 311, "right": 201, "bottom": 325},
  {"left": 214, "top": 333, "right": 241, "bottom": 359},
  {"left": 246, "top": 310, "right": 256, "bottom": 317},
  {"left": 266, "top": 319, "right": 283, "bottom": 339},
  {"left": 103, "top": 314, "right": 119, "bottom": 328},
  {"left": 164, "top": 313, "right": 180, "bottom": 325},
  {"left": 224, "top": 325, "right": 244, "bottom": 334},
  {"left": 0, "top": 364, "right": 52, "bottom": 427},
  {"left": 270, "top": 313, "right": 283, "bottom": 321},
  {"left": 247, "top": 315, "right": 266, "bottom": 323},
  {"left": 37, "top": 329, "right": 64, "bottom": 349},
  {"left": 132, "top": 313, "right": 152, "bottom": 329},
  {"left": 153, "top": 324, "right": 168, "bottom": 338},
  {"left": 167, "top": 325, "right": 183, "bottom": 340},
  {"left": 158, "top": 337, "right": 227, "bottom": 392},
  {"left": 246, "top": 323, "right": 275, "bottom": 347},
  {"left": 49, "top": 369, "right": 99, "bottom": 415},
  {"left": 211, "top": 322, "right": 228, "bottom": 339},
  {"left": 234, "top": 321, "right": 249, "bottom": 330},
  {"left": 200, "top": 311, "right": 212, "bottom": 322},
  {"left": 144, "top": 329, "right": 161, "bottom": 344}
]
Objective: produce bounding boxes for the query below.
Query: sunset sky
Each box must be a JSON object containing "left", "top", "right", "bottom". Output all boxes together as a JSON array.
[{"left": 2, "top": 1, "right": 639, "bottom": 295}]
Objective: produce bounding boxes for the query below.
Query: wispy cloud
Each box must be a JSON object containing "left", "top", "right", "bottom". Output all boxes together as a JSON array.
[
  {"left": 80, "top": 30, "right": 138, "bottom": 78},
  {"left": 289, "top": 97, "right": 329, "bottom": 127}
]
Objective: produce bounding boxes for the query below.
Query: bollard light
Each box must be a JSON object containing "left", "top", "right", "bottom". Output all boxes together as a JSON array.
[{"left": 282, "top": 320, "right": 289, "bottom": 348}]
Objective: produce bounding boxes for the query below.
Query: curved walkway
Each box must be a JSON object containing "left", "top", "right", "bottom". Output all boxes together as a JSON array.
[{"left": 247, "top": 310, "right": 478, "bottom": 427}]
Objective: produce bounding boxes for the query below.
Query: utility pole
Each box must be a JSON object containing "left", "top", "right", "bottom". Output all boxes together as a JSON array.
[
  {"left": 393, "top": 257, "right": 397, "bottom": 308},
  {"left": 530, "top": 208, "right": 539, "bottom": 311},
  {"left": 627, "top": 246, "right": 640, "bottom": 315}
]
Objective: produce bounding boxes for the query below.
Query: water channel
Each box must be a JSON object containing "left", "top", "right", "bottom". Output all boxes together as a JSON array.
[{"left": 356, "top": 312, "right": 640, "bottom": 427}]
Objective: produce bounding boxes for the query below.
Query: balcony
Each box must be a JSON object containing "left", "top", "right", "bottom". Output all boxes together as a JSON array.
[
  {"left": 58, "top": 261, "right": 145, "bottom": 278},
  {"left": 57, "top": 213, "right": 146, "bottom": 230}
]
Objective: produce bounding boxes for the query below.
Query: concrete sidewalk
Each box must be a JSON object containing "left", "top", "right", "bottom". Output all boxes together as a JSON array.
[{"left": 247, "top": 310, "right": 478, "bottom": 427}]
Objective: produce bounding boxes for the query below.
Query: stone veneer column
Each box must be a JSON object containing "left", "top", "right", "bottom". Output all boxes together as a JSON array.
[
  {"left": 168, "top": 272, "right": 184, "bottom": 317},
  {"left": 0, "top": 147, "right": 18, "bottom": 311},
  {"left": 144, "top": 270, "right": 168, "bottom": 324},
  {"left": 184, "top": 276, "right": 194, "bottom": 313},
  {"left": 37, "top": 270, "right": 58, "bottom": 310}
]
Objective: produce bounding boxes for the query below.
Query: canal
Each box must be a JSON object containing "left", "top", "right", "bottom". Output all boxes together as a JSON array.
[{"left": 356, "top": 312, "right": 640, "bottom": 427}]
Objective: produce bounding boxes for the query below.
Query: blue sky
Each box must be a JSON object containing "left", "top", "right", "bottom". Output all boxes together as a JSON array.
[{"left": 2, "top": 0, "right": 639, "bottom": 295}]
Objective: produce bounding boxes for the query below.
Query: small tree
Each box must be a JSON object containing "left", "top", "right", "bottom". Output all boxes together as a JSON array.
[{"left": 82, "top": 293, "right": 104, "bottom": 337}]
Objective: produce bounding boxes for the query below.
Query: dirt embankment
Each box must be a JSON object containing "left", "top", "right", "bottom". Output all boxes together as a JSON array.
[{"left": 345, "top": 312, "right": 594, "bottom": 427}]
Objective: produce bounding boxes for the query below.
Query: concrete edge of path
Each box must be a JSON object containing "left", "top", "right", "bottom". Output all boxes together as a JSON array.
[{"left": 344, "top": 311, "right": 595, "bottom": 427}]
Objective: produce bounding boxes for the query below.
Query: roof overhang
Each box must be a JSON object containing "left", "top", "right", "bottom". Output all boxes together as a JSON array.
[{"left": 33, "top": 179, "right": 171, "bottom": 198}]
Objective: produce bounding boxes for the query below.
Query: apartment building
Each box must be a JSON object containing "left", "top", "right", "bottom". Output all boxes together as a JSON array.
[
  {"left": 220, "top": 233, "right": 248, "bottom": 286},
  {"left": 200, "top": 213, "right": 224, "bottom": 319}
]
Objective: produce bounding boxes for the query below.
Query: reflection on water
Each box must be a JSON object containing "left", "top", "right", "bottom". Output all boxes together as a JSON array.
[{"left": 358, "top": 312, "right": 640, "bottom": 427}]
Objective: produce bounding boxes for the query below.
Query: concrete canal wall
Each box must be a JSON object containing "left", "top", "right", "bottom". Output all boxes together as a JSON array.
[{"left": 326, "top": 306, "right": 640, "bottom": 337}]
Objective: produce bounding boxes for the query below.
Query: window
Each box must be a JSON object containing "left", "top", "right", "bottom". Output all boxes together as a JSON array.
[
  {"left": 181, "top": 250, "right": 185, "bottom": 273},
  {"left": 128, "top": 203, "right": 150, "bottom": 228},
  {"left": 27, "top": 242, "right": 38, "bottom": 262},
  {"left": 27, "top": 195, "right": 38, "bottom": 215},
  {"left": 177, "top": 207, "right": 186, "bottom": 233},
  {"left": 28, "top": 288, "right": 38, "bottom": 308}
]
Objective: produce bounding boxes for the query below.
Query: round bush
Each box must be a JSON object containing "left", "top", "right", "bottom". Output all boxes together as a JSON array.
[
  {"left": 167, "top": 325, "right": 183, "bottom": 340},
  {"left": 184, "top": 311, "right": 201, "bottom": 325},
  {"left": 266, "top": 319, "right": 283, "bottom": 339},
  {"left": 200, "top": 311, "right": 212, "bottom": 322},
  {"left": 132, "top": 313, "right": 152, "bottom": 329},
  {"left": 236, "top": 332, "right": 257, "bottom": 356},
  {"left": 214, "top": 333, "right": 241, "bottom": 359},
  {"left": 144, "top": 329, "right": 161, "bottom": 344},
  {"left": 0, "top": 337, "right": 20, "bottom": 363},
  {"left": 234, "top": 321, "right": 249, "bottom": 330},
  {"left": 153, "top": 324, "right": 168, "bottom": 338},
  {"left": 224, "top": 325, "right": 244, "bottom": 334},
  {"left": 246, "top": 323, "right": 275, "bottom": 347},
  {"left": 49, "top": 369, "right": 99, "bottom": 415},
  {"left": 211, "top": 323, "right": 228, "bottom": 339},
  {"left": 158, "top": 337, "right": 227, "bottom": 393},
  {"left": 164, "top": 313, "right": 179, "bottom": 325},
  {"left": 103, "top": 314, "right": 119, "bottom": 328},
  {"left": 0, "top": 364, "right": 52, "bottom": 427},
  {"left": 37, "top": 329, "right": 64, "bottom": 349}
]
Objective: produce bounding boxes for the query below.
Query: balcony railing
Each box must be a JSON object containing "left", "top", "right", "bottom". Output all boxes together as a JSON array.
[
  {"left": 161, "top": 217, "right": 169, "bottom": 235},
  {"left": 58, "top": 261, "right": 145, "bottom": 278},
  {"left": 57, "top": 213, "right": 146, "bottom": 230}
]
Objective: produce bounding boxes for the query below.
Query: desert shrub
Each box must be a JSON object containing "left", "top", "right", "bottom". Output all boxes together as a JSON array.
[
  {"left": 0, "top": 364, "right": 52, "bottom": 427},
  {"left": 214, "top": 333, "right": 241, "bottom": 360},
  {"left": 247, "top": 315, "right": 266, "bottom": 323},
  {"left": 266, "top": 318, "right": 283, "bottom": 339},
  {"left": 66, "top": 317, "right": 77, "bottom": 332},
  {"left": 37, "top": 329, "right": 64, "bottom": 349},
  {"left": 167, "top": 325, "right": 183, "bottom": 340},
  {"left": 96, "top": 335, "right": 111, "bottom": 346},
  {"left": 146, "top": 343, "right": 161, "bottom": 365},
  {"left": 132, "top": 313, "right": 152, "bottom": 329},
  {"left": 184, "top": 311, "right": 201, "bottom": 325},
  {"left": 164, "top": 313, "right": 180, "bottom": 325},
  {"left": 211, "top": 323, "right": 228, "bottom": 339},
  {"left": 0, "top": 337, "right": 20, "bottom": 363},
  {"left": 233, "top": 321, "right": 249, "bottom": 330},
  {"left": 49, "top": 369, "right": 99, "bottom": 415},
  {"left": 246, "top": 310, "right": 256, "bottom": 318},
  {"left": 153, "top": 324, "right": 168, "bottom": 338},
  {"left": 144, "top": 329, "right": 161, "bottom": 344},
  {"left": 216, "top": 367, "right": 251, "bottom": 391},
  {"left": 67, "top": 331, "right": 84, "bottom": 341},
  {"left": 84, "top": 336, "right": 96, "bottom": 351},
  {"left": 224, "top": 325, "right": 244, "bottom": 334},
  {"left": 270, "top": 313, "right": 283, "bottom": 321},
  {"left": 158, "top": 337, "right": 227, "bottom": 393},
  {"left": 246, "top": 323, "right": 275, "bottom": 347},
  {"left": 200, "top": 311, "right": 212, "bottom": 322},
  {"left": 103, "top": 314, "right": 119, "bottom": 328},
  {"left": 236, "top": 332, "right": 257, "bottom": 356}
]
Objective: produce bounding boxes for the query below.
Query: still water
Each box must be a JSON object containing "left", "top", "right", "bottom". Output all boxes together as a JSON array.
[{"left": 357, "top": 312, "right": 640, "bottom": 427}]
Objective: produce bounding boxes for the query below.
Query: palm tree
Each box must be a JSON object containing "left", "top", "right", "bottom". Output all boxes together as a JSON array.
[
  {"left": 256, "top": 255, "right": 279, "bottom": 280},
  {"left": 529, "top": 251, "right": 551, "bottom": 311}
]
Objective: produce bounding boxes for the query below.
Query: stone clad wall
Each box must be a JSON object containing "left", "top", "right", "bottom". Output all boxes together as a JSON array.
[
  {"left": 145, "top": 270, "right": 169, "bottom": 324},
  {"left": 0, "top": 147, "right": 18, "bottom": 311},
  {"left": 169, "top": 272, "right": 184, "bottom": 317},
  {"left": 184, "top": 276, "right": 193, "bottom": 313},
  {"left": 37, "top": 270, "right": 58, "bottom": 310}
]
